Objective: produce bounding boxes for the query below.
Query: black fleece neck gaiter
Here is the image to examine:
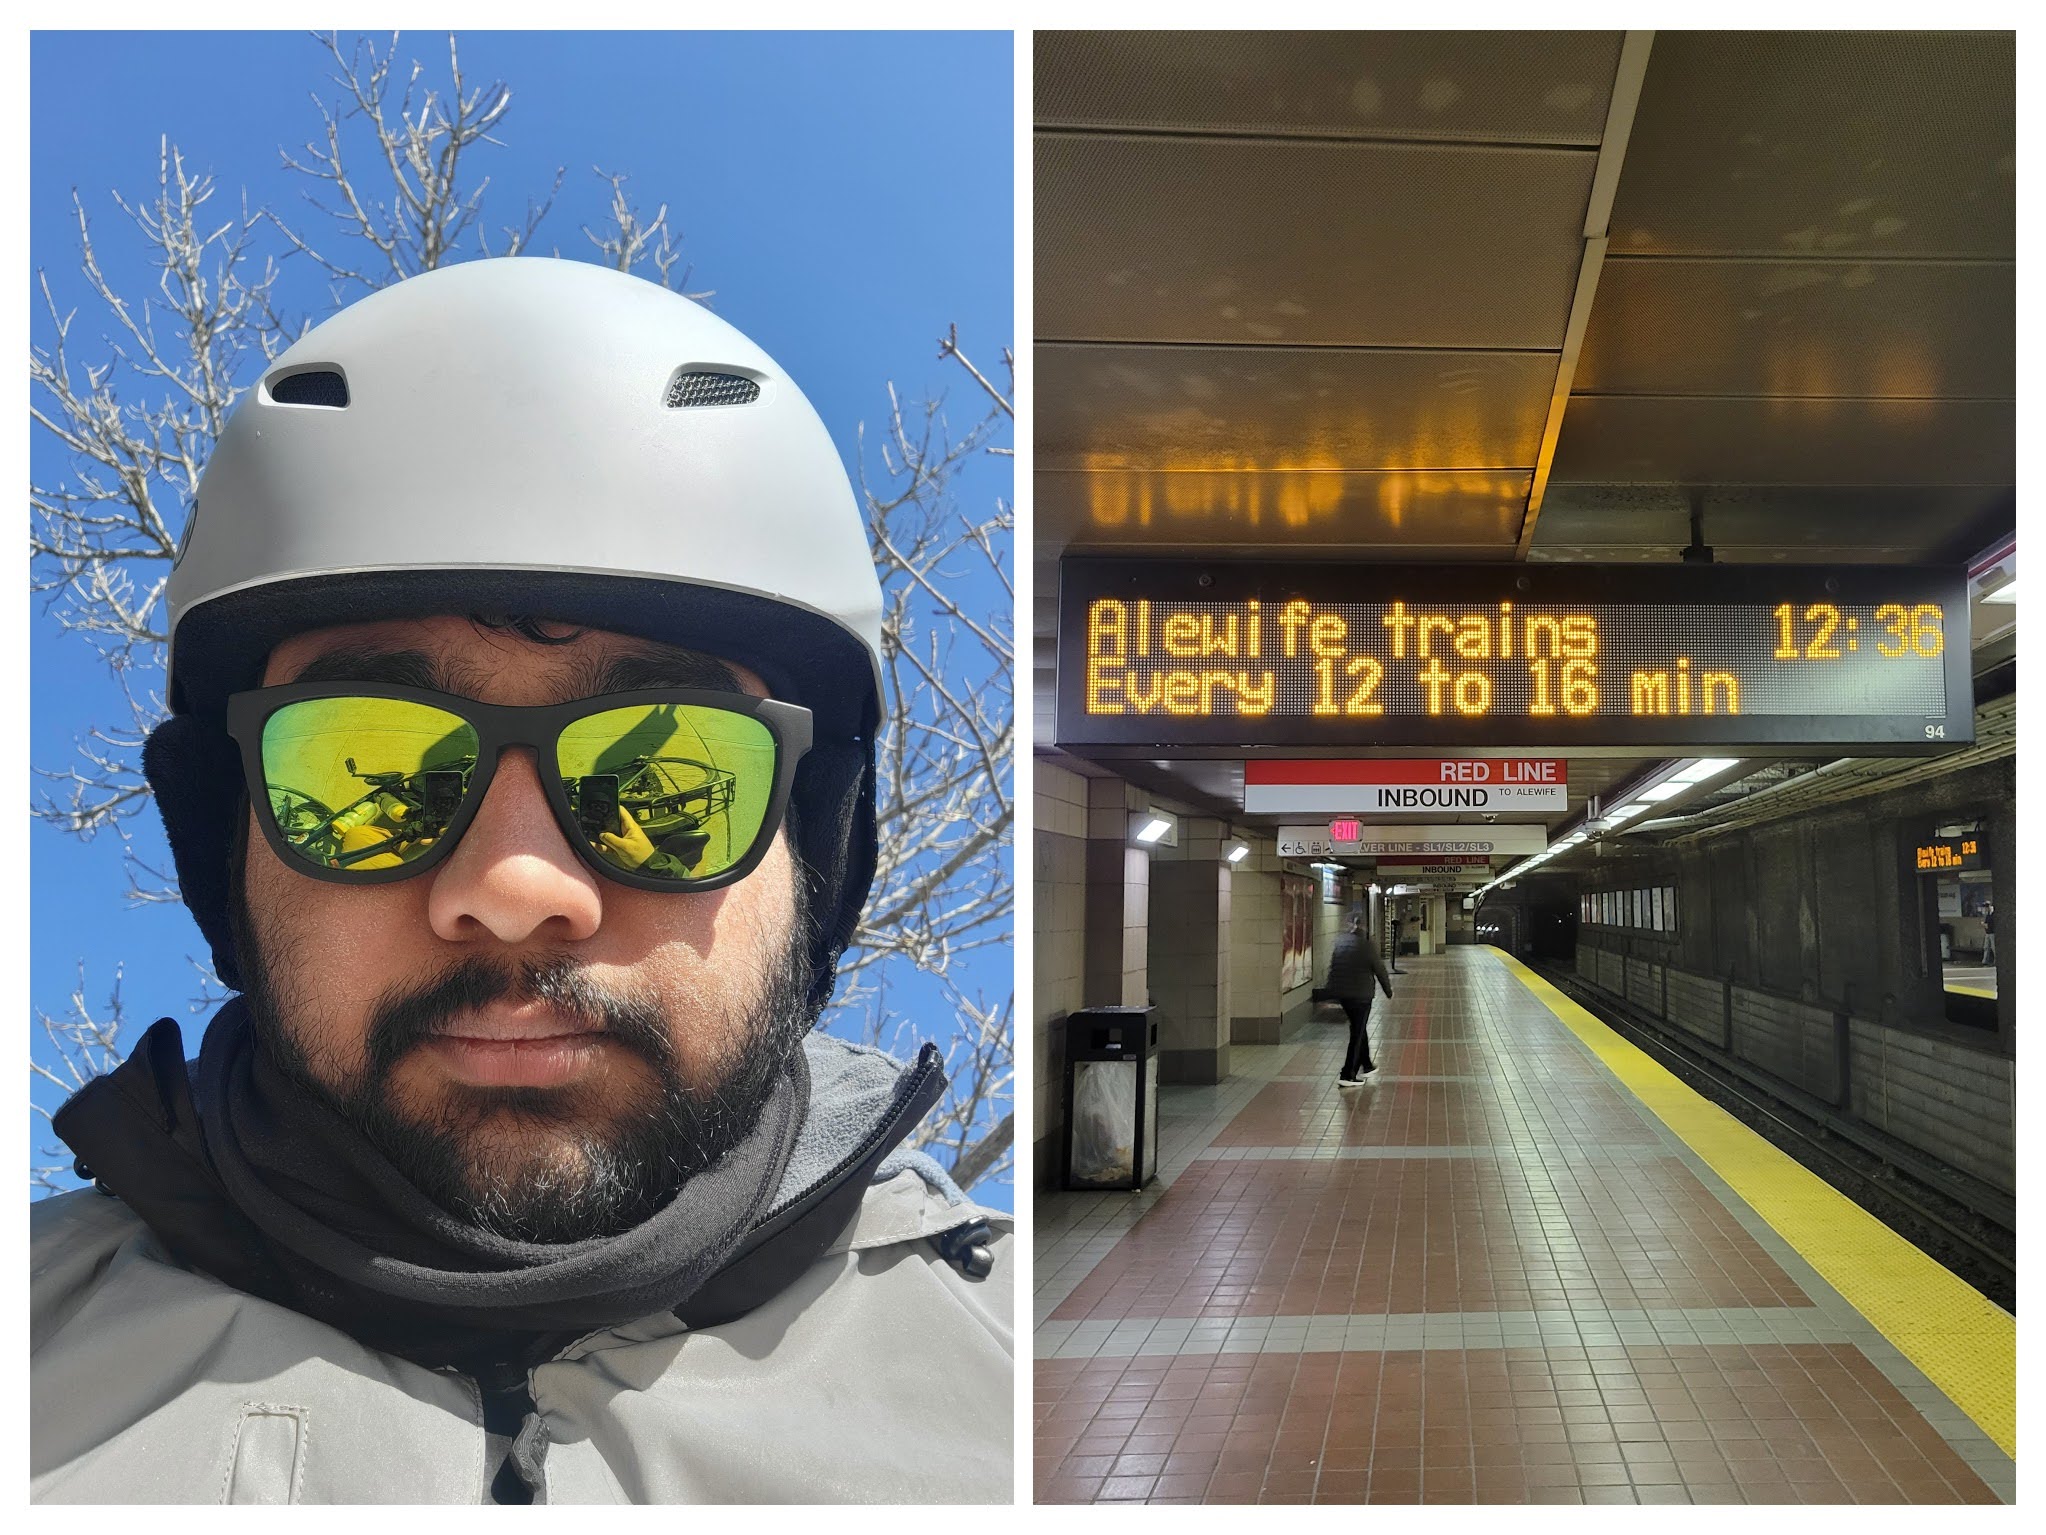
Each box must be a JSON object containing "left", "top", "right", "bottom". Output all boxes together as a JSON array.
[{"left": 168, "top": 998, "right": 807, "bottom": 1367}]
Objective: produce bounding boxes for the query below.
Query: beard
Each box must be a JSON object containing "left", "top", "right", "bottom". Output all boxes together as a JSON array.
[{"left": 225, "top": 869, "right": 814, "bottom": 1246}]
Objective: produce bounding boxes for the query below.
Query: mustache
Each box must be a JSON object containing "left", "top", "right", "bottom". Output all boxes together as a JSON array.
[{"left": 362, "top": 955, "right": 679, "bottom": 1084}]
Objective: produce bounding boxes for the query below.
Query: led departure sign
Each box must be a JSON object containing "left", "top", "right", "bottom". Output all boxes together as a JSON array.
[
  {"left": 1914, "top": 836, "right": 1985, "bottom": 874},
  {"left": 1056, "top": 560, "right": 1973, "bottom": 754}
]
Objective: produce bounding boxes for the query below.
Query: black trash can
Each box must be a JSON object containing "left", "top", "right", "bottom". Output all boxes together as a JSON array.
[{"left": 1061, "top": 1005, "right": 1158, "bottom": 1191}]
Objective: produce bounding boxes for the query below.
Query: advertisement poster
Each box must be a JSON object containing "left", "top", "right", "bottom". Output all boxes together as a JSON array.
[{"left": 1280, "top": 873, "right": 1314, "bottom": 992}]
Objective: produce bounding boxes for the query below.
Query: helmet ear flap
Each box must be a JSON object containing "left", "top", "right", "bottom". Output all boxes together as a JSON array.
[
  {"left": 142, "top": 716, "right": 248, "bottom": 991},
  {"left": 788, "top": 737, "right": 877, "bottom": 1021}
]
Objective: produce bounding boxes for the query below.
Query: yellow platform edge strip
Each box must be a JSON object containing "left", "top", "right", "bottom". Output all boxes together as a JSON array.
[
  {"left": 1945, "top": 985, "right": 1997, "bottom": 1000},
  {"left": 1495, "top": 951, "right": 2015, "bottom": 1459}
]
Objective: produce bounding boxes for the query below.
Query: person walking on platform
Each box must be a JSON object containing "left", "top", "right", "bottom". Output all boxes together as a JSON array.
[
  {"left": 1330, "top": 913, "right": 1394, "bottom": 1086},
  {"left": 1981, "top": 900, "right": 1996, "bottom": 965}
]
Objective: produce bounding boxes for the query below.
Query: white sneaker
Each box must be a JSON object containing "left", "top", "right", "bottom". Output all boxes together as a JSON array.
[{"left": 1336, "top": 1075, "right": 1362, "bottom": 1088}]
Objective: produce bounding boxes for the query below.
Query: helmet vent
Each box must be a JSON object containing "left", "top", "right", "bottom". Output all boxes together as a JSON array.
[
  {"left": 268, "top": 370, "right": 350, "bottom": 408},
  {"left": 666, "top": 370, "right": 761, "bottom": 408}
]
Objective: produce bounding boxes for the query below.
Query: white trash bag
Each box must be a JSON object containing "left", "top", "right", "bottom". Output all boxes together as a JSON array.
[{"left": 1069, "top": 1060, "right": 1136, "bottom": 1185}]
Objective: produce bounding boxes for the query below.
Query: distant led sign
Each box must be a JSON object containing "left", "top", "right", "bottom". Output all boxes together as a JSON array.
[
  {"left": 1914, "top": 836, "right": 1985, "bottom": 874},
  {"left": 1056, "top": 559, "right": 1973, "bottom": 754}
]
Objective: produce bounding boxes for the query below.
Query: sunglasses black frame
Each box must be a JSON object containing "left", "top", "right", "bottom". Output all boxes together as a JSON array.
[{"left": 224, "top": 683, "right": 813, "bottom": 893}]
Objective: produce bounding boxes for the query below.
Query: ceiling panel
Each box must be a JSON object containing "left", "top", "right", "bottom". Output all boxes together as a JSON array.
[
  {"left": 1574, "top": 257, "right": 2014, "bottom": 400},
  {"left": 1529, "top": 484, "right": 2014, "bottom": 565},
  {"left": 1548, "top": 396, "right": 2014, "bottom": 488},
  {"left": 1039, "top": 342, "right": 1556, "bottom": 473},
  {"left": 1037, "top": 135, "right": 1594, "bottom": 348},
  {"left": 1036, "top": 30, "right": 1625, "bottom": 143},
  {"left": 1036, "top": 468, "right": 1529, "bottom": 554},
  {"left": 1608, "top": 31, "right": 2015, "bottom": 259}
]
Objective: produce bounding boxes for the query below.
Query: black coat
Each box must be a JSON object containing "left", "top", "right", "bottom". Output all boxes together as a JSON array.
[{"left": 1327, "top": 929, "right": 1393, "bottom": 1002}]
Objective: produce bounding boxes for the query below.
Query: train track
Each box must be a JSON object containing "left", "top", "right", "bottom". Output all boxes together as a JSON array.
[{"left": 1535, "top": 963, "right": 2015, "bottom": 1314}]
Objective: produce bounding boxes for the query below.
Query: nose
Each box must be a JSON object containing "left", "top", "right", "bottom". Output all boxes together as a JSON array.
[{"left": 426, "top": 749, "right": 603, "bottom": 945}]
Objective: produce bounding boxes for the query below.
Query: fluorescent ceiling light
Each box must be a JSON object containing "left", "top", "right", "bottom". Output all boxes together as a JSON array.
[
  {"left": 1637, "top": 782, "right": 1688, "bottom": 802},
  {"left": 1984, "top": 580, "right": 2017, "bottom": 605},
  {"left": 1671, "top": 757, "right": 1741, "bottom": 784},
  {"left": 1134, "top": 817, "right": 1172, "bottom": 844},
  {"left": 1226, "top": 843, "right": 1250, "bottom": 863}
]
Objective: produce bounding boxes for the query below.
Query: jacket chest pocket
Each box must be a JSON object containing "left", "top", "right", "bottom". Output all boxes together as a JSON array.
[{"left": 222, "top": 1403, "right": 309, "bottom": 1504}]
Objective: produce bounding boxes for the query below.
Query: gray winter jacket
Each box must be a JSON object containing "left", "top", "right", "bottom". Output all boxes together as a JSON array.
[{"left": 29, "top": 1033, "right": 1013, "bottom": 1503}]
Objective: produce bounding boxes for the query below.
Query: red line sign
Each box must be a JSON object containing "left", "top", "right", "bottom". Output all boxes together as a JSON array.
[{"left": 1246, "top": 759, "right": 1567, "bottom": 786}]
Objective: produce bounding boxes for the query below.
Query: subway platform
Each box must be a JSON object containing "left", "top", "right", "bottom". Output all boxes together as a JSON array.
[{"left": 1034, "top": 946, "right": 2015, "bottom": 1505}]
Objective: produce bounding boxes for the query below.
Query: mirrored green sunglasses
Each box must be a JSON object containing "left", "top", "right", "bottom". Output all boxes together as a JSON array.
[{"left": 224, "top": 684, "right": 812, "bottom": 892}]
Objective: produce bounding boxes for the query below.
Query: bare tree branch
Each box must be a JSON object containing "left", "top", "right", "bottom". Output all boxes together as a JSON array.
[
  {"left": 30, "top": 967, "right": 130, "bottom": 1194},
  {"left": 829, "top": 339, "right": 1014, "bottom": 1189},
  {"left": 269, "top": 32, "right": 534, "bottom": 289},
  {"left": 582, "top": 169, "right": 713, "bottom": 300}
]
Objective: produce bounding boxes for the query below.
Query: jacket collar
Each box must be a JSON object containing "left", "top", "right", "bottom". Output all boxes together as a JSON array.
[{"left": 54, "top": 1013, "right": 962, "bottom": 1361}]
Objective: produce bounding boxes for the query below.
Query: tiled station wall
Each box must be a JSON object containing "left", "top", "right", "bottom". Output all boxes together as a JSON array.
[
  {"left": 1147, "top": 827, "right": 1232, "bottom": 1085},
  {"left": 1035, "top": 759, "right": 1277, "bottom": 1183},
  {"left": 1032, "top": 756, "right": 1365, "bottom": 1186},
  {"left": 1566, "top": 756, "right": 2015, "bottom": 1196},
  {"left": 1229, "top": 860, "right": 1283, "bottom": 1043},
  {"left": 1573, "top": 941, "right": 2015, "bottom": 1196},
  {"left": 1034, "top": 761, "right": 1089, "bottom": 1182}
]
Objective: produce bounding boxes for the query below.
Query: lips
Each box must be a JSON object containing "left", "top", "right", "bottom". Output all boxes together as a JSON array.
[
  {"left": 435, "top": 1002, "right": 600, "bottom": 1043},
  {"left": 425, "top": 1005, "right": 609, "bottom": 1088}
]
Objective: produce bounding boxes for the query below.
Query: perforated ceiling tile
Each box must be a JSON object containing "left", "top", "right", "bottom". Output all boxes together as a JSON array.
[
  {"left": 1036, "top": 468, "right": 1530, "bottom": 554},
  {"left": 1549, "top": 396, "right": 2015, "bottom": 488},
  {"left": 1035, "top": 29, "right": 1625, "bottom": 144},
  {"left": 1608, "top": 31, "right": 2014, "bottom": 258},
  {"left": 1038, "top": 342, "right": 1556, "bottom": 474},
  {"left": 1037, "top": 134, "right": 1594, "bottom": 349},
  {"left": 1574, "top": 257, "right": 2014, "bottom": 400}
]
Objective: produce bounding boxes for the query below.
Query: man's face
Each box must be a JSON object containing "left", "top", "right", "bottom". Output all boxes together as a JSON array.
[{"left": 233, "top": 615, "right": 810, "bottom": 1242}]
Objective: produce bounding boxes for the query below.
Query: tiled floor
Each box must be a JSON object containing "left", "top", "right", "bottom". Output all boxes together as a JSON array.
[{"left": 1034, "top": 948, "right": 2016, "bottom": 1504}]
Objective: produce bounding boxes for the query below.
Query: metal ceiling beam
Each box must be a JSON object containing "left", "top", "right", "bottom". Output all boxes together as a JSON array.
[
  {"left": 1636, "top": 695, "right": 2015, "bottom": 843},
  {"left": 1516, "top": 29, "right": 1655, "bottom": 559}
]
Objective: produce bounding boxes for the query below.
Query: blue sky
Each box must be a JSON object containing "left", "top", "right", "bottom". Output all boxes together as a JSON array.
[{"left": 29, "top": 30, "right": 1015, "bottom": 1208}]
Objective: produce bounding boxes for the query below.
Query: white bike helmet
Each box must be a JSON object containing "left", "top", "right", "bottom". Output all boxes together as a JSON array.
[{"left": 147, "top": 258, "right": 884, "bottom": 1012}]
